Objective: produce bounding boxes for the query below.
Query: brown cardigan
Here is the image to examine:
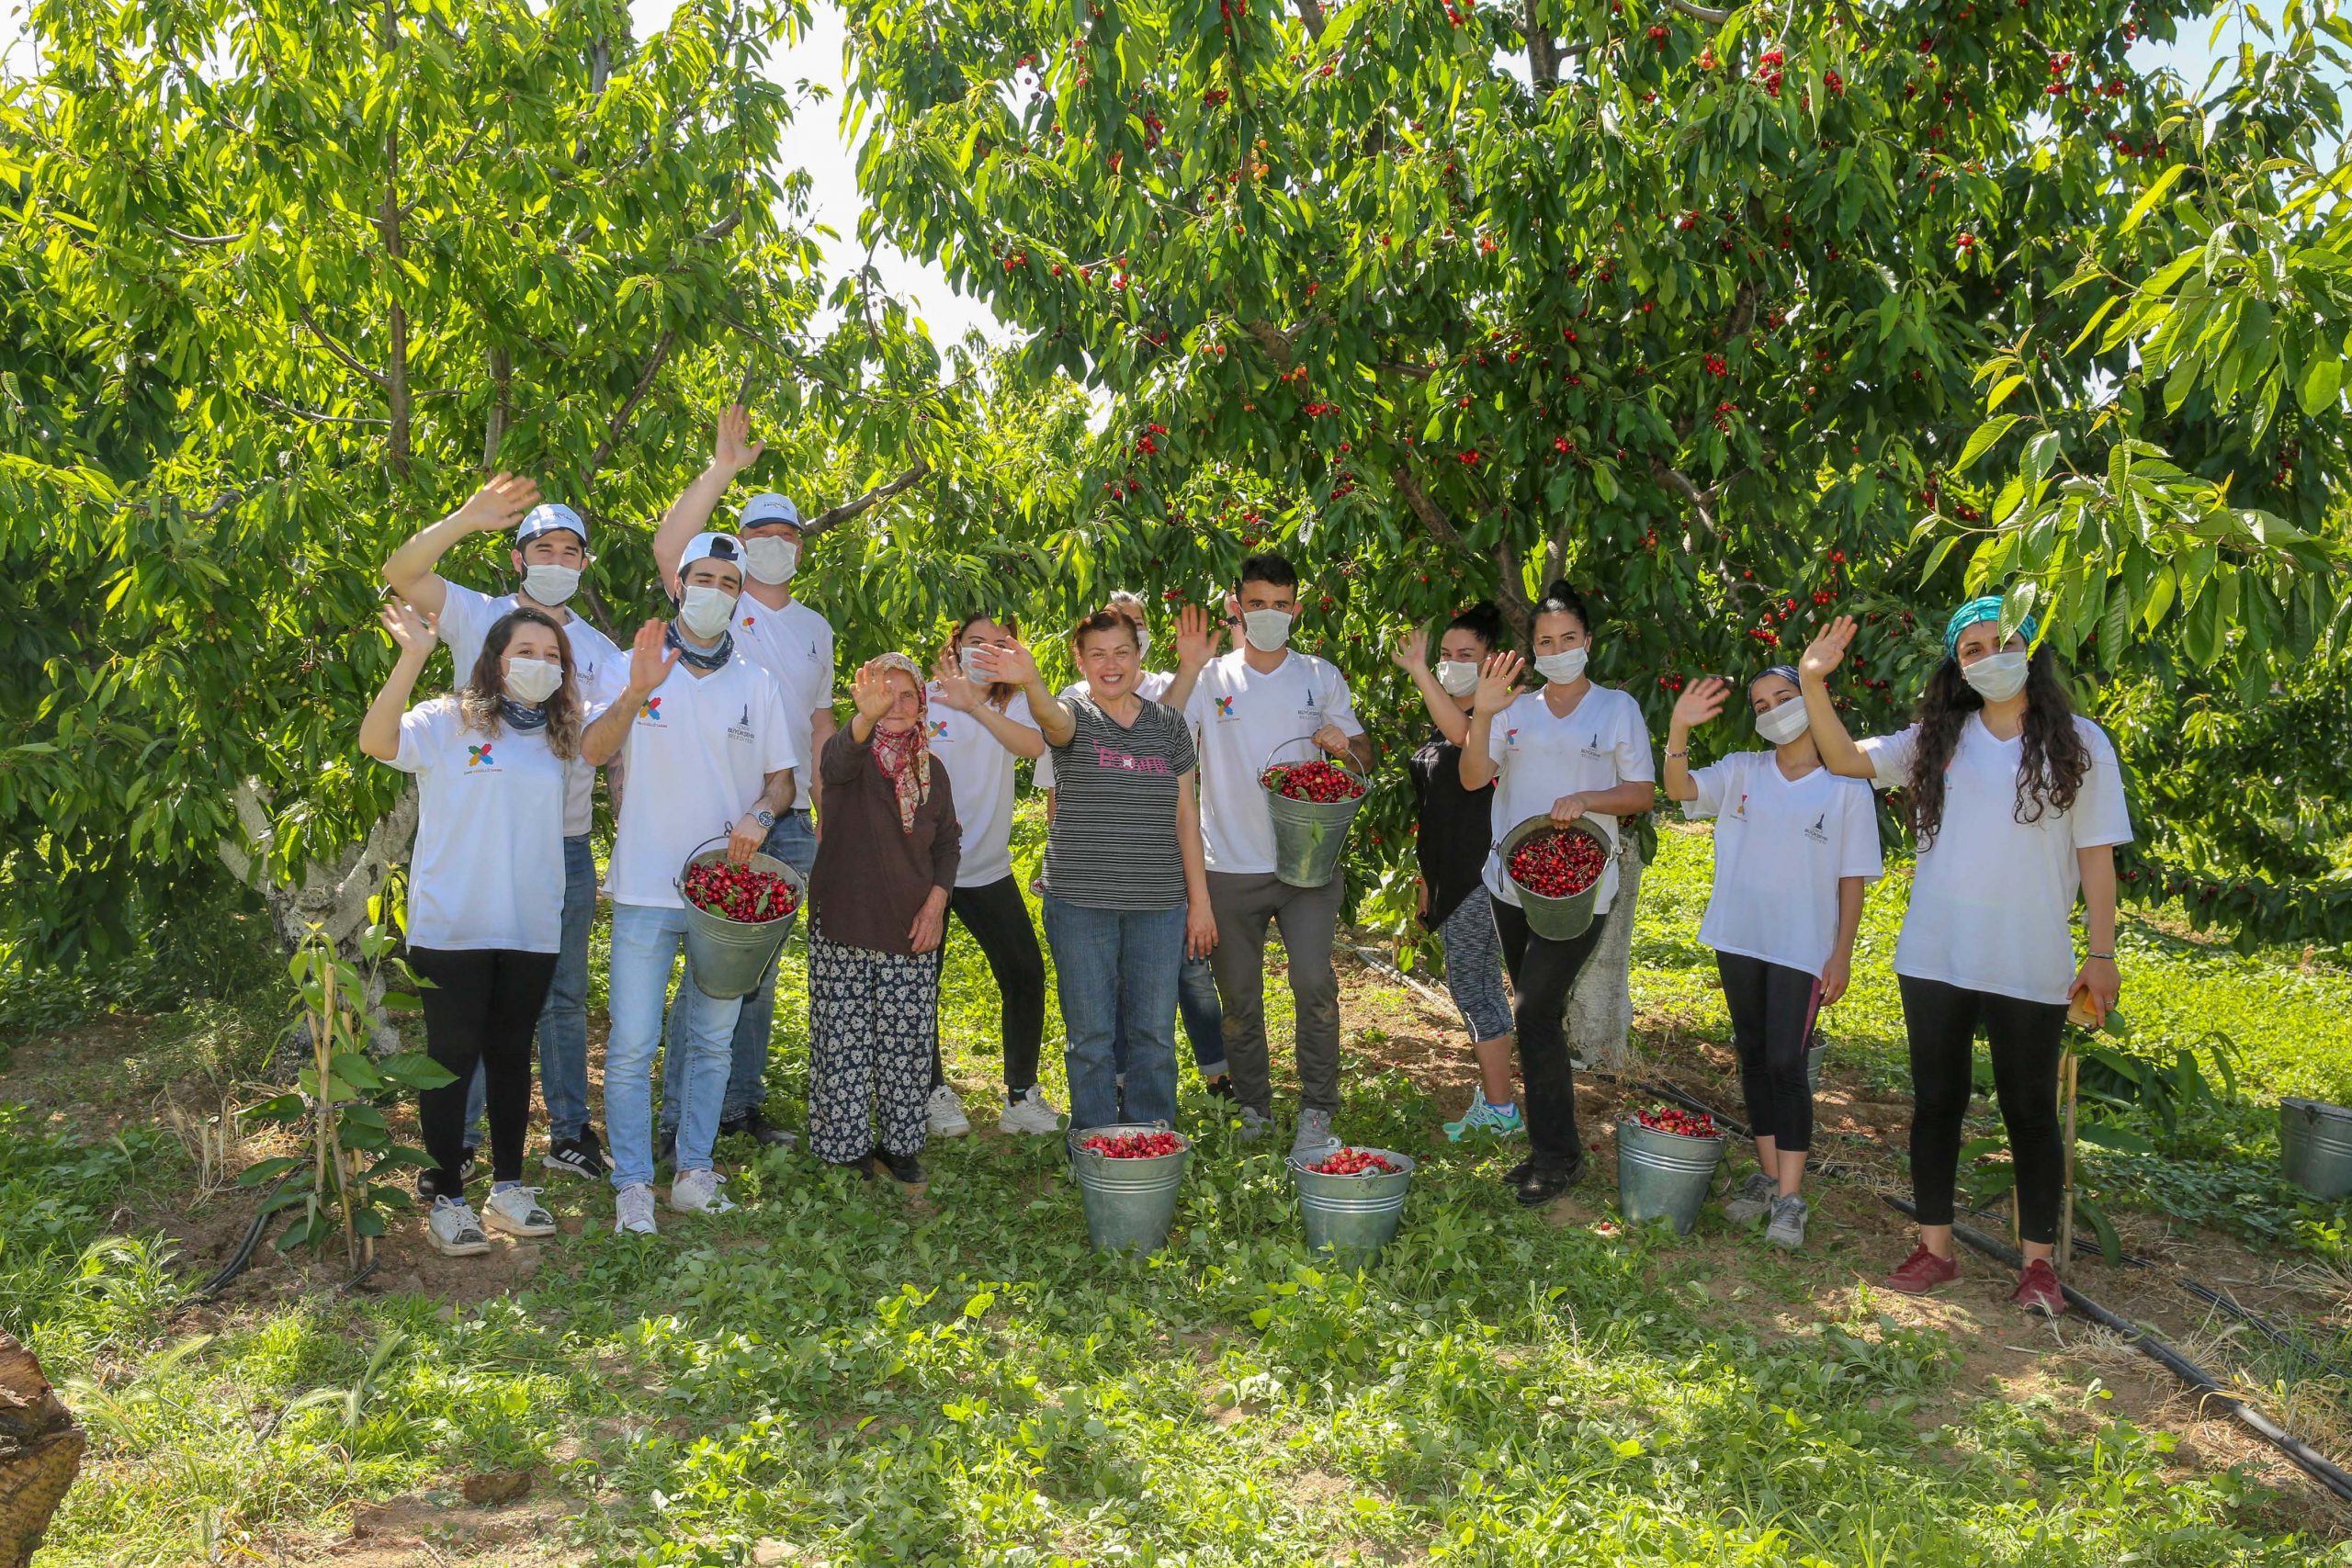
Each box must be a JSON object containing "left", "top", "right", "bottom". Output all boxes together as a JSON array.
[{"left": 807, "top": 722, "right": 960, "bottom": 954}]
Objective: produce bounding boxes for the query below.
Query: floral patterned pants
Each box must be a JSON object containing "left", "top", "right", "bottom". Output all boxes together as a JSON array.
[{"left": 808, "top": 927, "right": 941, "bottom": 1165}]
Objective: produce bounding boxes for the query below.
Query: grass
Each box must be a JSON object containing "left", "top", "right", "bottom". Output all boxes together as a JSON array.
[{"left": 6, "top": 812, "right": 2352, "bottom": 1564}]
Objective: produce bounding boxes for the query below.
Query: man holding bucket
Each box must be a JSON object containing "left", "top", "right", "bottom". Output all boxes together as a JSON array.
[
  {"left": 582, "top": 534, "right": 797, "bottom": 1235},
  {"left": 1167, "top": 552, "right": 1371, "bottom": 1159}
]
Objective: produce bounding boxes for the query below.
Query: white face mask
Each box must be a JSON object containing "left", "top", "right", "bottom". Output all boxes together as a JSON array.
[
  {"left": 503, "top": 656, "right": 563, "bottom": 705},
  {"left": 960, "top": 645, "right": 1000, "bottom": 683},
  {"left": 1962, "top": 649, "right": 2030, "bottom": 702},
  {"left": 742, "top": 536, "right": 799, "bottom": 585},
  {"left": 1436, "top": 660, "right": 1481, "bottom": 697},
  {"left": 1754, "top": 695, "right": 1810, "bottom": 747},
  {"left": 678, "top": 584, "right": 739, "bottom": 640},
  {"left": 1134, "top": 627, "right": 1151, "bottom": 661},
  {"left": 1533, "top": 648, "right": 1588, "bottom": 685},
  {"left": 522, "top": 564, "right": 580, "bottom": 607},
  {"left": 1241, "top": 609, "right": 1295, "bottom": 652}
]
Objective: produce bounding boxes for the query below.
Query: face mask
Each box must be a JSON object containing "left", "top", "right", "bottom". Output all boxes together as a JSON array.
[
  {"left": 1134, "top": 628, "right": 1151, "bottom": 661},
  {"left": 1754, "top": 696, "right": 1810, "bottom": 747},
  {"left": 1533, "top": 648, "right": 1588, "bottom": 685},
  {"left": 960, "top": 645, "right": 999, "bottom": 683},
  {"left": 1436, "top": 660, "right": 1481, "bottom": 697},
  {"left": 522, "top": 564, "right": 580, "bottom": 606},
  {"left": 678, "top": 584, "right": 738, "bottom": 640},
  {"left": 1241, "top": 609, "right": 1294, "bottom": 652},
  {"left": 504, "top": 657, "right": 563, "bottom": 705},
  {"left": 743, "top": 536, "right": 798, "bottom": 585},
  {"left": 1962, "top": 649, "right": 2030, "bottom": 702}
]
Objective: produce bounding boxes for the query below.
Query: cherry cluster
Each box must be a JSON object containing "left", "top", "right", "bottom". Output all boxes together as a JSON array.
[
  {"left": 1305, "top": 1147, "right": 1400, "bottom": 1176},
  {"left": 1634, "top": 1105, "right": 1720, "bottom": 1139},
  {"left": 1508, "top": 828, "right": 1607, "bottom": 899},
  {"left": 1080, "top": 1131, "right": 1185, "bottom": 1158},
  {"left": 683, "top": 863, "right": 800, "bottom": 925},
  {"left": 1261, "top": 761, "right": 1365, "bottom": 803}
]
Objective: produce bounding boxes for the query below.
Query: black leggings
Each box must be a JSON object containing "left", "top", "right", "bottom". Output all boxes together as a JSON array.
[
  {"left": 1717, "top": 953, "right": 1822, "bottom": 1154},
  {"left": 408, "top": 946, "right": 557, "bottom": 1195},
  {"left": 932, "top": 876, "right": 1047, "bottom": 1097},
  {"left": 1492, "top": 901, "right": 1609, "bottom": 1166},
  {"left": 1900, "top": 975, "right": 2069, "bottom": 1244}
]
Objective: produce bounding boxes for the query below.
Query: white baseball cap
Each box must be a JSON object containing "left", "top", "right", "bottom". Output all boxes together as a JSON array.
[
  {"left": 679, "top": 532, "right": 747, "bottom": 574},
  {"left": 739, "top": 492, "right": 801, "bottom": 531},
  {"left": 515, "top": 502, "right": 587, "bottom": 545}
]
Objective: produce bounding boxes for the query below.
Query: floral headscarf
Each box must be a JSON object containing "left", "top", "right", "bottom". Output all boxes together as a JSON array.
[{"left": 866, "top": 652, "right": 932, "bottom": 833}]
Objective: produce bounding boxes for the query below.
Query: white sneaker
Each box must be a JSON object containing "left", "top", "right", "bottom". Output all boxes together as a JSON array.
[
  {"left": 998, "top": 1086, "right": 1063, "bottom": 1135},
  {"left": 481, "top": 1184, "right": 556, "bottom": 1238},
  {"left": 427, "top": 1198, "right": 491, "bottom": 1258},
  {"left": 668, "top": 1168, "right": 737, "bottom": 1214},
  {"left": 926, "top": 1083, "right": 972, "bottom": 1138},
  {"left": 1236, "top": 1105, "right": 1272, "bottom": 1143},
  {"left": 614, "top": 1182, "right": 659, "bottom": 1235}
]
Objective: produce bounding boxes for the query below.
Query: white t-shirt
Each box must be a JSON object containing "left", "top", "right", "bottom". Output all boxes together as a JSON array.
[
  {"left": 436, "top": 582, "right": 628, "bottom": 838},
  {"left": 384, "top": 696, "right": 566, "bottom": 953},
  {"left": 1481, "top": 684, "right": 1655, "bottom": 914},
  {"left": 1858, "top": 715, "right": 2133, "bottom": 1005},
  {"left": 604, "top": 656, "right": 798, "bottom": 908},
  {"left": 925, "top": 685, "right": 1040, "bottom": 887},
  {"left": 730, "top": 595, "right": 835, "bottom": 812},
  {"left": 1683, "top": 750, "right": 1883, "bottom": 977},
  {"left": 1035, "top": 671, "right": 1174, "bottom": 790},
  {"left": 1182, "top": 651, "right": 1364, "bottom": 875}
]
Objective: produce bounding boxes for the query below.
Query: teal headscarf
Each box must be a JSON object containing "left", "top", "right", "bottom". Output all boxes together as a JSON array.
[{"left": 1942, "top": 595, "right": 2037, "bottom": 660}]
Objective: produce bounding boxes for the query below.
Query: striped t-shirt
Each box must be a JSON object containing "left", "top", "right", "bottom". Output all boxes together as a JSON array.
[{"left": 1043, "top": 694, "right": 1198, "bottom": 909}]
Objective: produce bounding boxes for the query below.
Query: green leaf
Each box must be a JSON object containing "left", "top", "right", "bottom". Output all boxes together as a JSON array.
[
  {"left": 2298, "top": 354, "right": 2341, "bottom": 416},
  {"left": 2118, "top": 163, "right": 2188, "bottom": 236},
  {"left": 1953, "top": 415, "right": 2020, "bottom": 473}
]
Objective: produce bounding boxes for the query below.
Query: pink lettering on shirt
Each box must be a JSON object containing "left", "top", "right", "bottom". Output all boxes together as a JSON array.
[{"left": 1095, "top": 744, "right": 1170, "bottom": 774}]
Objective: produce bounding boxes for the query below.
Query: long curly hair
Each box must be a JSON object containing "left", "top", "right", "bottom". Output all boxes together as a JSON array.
[
  {"left": 459, "top": 607, "right": 582, "bottom": 761},
  {"left": 1905, "top": 648, "right": 2088, "bottom": 849}
]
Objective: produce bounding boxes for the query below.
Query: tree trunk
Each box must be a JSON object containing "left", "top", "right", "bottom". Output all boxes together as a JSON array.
[
  {"left": 1568, "top": 829, "right": 1645, "bottom": 1068},
  {"left": 0, "top": 1334, "right": 83, "bottom": 1568}
]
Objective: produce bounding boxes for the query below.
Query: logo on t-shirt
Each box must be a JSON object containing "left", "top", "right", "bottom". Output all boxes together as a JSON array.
[
  {"left": 1214, "top": 695, "right": 1237, "bottom": 719},
  {"left": 928, "top": 719, "right": 950, "bottom": 740},
  {"left": 1581, "top": 731, "right": 1609, "bottom": 761},
  {"left": 728, "top": 705, "right": 754, "bottom": 741},
  {"left": 639, "top": 695, "right": 663, "bottom": 722},
  {"left": 1096, "top": 745, "right": 1170, "bottom": 774},
  {"left": 1804, "top": 813, "right": 1829, "bottom": 844},
  {"left": 467, "top": 743, "right": 494, "bottom": 768},
  {"left": 741, "top": 615, "right": 757, "bottom": 629},
  {"left": 1505, "top": 727, "right": 1520, "bottom": 748}
]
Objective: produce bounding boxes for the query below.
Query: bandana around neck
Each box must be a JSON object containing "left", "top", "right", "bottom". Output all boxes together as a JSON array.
[
  {"left": 498, "top": 696, "right": 548, "bottom": 731},
  {"left": 665, "top": 622, "right": 733, "bottom": 673},
  {"left": 867, "top": 652, "right": 932, "bottom": 833}
]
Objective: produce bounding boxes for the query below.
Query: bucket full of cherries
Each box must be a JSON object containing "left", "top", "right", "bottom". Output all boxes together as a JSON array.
[
  {"left": 1286, "top": 1145, "right": 1416, "bottom": 1262},
  {"left": 1498, "top": 814, "right": 1614, "bottom": 941},
  {"left": 1069, "top": 1123, "right": 1193, "bottom": 1252},
  {"left": 1260, "top": 738, "right": 1369, "bottom": 890},
  {"left": 1616, "top": 1103, "right": 1729, "bottom": 1235},
  {"left": 676, "top": 836, "right": 806, "bottom": 999}
]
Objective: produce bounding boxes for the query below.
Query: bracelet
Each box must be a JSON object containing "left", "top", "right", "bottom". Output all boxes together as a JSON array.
[
  {"left": 1663, "top": 748, "right": 1689, "bottom": 759},
  {"left": 2086, "top": 951, "right": 2115, "bottom": 962}
]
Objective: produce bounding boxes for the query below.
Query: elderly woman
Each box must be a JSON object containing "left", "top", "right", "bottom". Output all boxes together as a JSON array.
[{"left": 805, "top": 653, "right": 961, "bottom": 1186}]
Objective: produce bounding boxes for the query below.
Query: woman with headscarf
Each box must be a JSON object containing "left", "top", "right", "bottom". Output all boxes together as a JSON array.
[
  {"left": 1662, "top": 663, "right": 1882, "bottom": 1250},
  {"left": 804, "top": 654, "right": 962, "bottom": 1186},
  {"left": 1798, "top": 600, "right": 2131, "bottom": 1315}
]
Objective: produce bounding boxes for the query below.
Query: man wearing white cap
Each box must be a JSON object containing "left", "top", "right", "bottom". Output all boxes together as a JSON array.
[
  {"left": 581, "top": 532, "right": 797, "bottom": 1234},
  {"left": 382, "top": 475, "right": 629, "bottom": 1187},
  {"left": 650, "top": 405, "right": 837, "bottom": 1153}
]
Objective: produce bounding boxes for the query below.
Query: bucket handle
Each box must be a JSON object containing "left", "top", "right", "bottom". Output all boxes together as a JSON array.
[{"left": 1261, "top": 736, "right": 1360, "bottom": 777}]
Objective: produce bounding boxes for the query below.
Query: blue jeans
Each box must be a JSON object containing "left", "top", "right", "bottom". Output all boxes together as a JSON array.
[
  {"left": 606, "top": 902, "right": 742, "bottom": 1190},
  {"left": 1110, "top": 954, "right": 1227, "bottom": 1079},
  {"left": 662, "top": 810, "right": 817, "bottom": 1133},
  {"left": 458, "top": 836, "right": 594, "bottom": 1144},
  {"left": 1045, "top": 893, "right": 1183, "bottom": 1133}
]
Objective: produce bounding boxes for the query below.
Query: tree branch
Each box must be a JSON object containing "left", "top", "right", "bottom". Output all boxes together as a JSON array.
[
  {"left": 379, "top": 0, "right": 411, "bottom": 478},
  {"left": 1292, "top": 0, "right": 1328, "bottom": 33},
  {"left": 483, "top": 344, "right": 513, "bottom": 473},
  {"left": 297, "top": 305, "right": 390, "bottom": 388},
  {"left": 1392, "top": 464, "right": 1532, "bottom": 637},
  {"left": 695, "top": 210, "right": 742, "bottom": 243},
  {"left": 1542, "top": 510, "right": 1578, "bottom": 584},
  {"left": 801, "top": 460, "right": 933, "bottom": 536},
  {"left": 161, "top": 226, "right": 246, "bottom": 247},
  {"left": 1525, "top": 0, "right": 1559, "bottom": 87},
  {"left": 1654, "top": 460, "right": 1717, "bottom": 536},
  {"left": 583, "top": 327, "right": 679, "bottom": 485},
  {"left": 1666, "top": 0, "right": 1731, "bottom": 23}
]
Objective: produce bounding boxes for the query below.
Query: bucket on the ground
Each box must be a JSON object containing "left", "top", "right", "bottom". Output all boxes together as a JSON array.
[
  {"left": 676, "top": 837, "right": 805, "bottom": 1000},
  {"left": 1070, "top": 1123, "right": 1193, "bottom": 1251},
  {"left": 1807, "top": 1028, "right": 1828, "bottom": 1094},
  {"left": 2281, "top": 1098, "right": 2352, "bottom": 1199},
  {"left": 1288, "top": 1147, "right": 1415, "bottom": 1263},
  {"left": 1498, "top": 814, "right": 1612, "bottom": 941},
  {"left": 1616, "top": 1117, "right": 1728, "bottom": 1235},
  {"left": 1261, "top": 738, "right": 1367, "bottom": 889}
]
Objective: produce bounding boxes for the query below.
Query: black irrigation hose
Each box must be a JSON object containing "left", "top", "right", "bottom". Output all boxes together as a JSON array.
[
  {"left": 2179, "top": 1281, "right": 2352, "bottom": 1384},
  {"left": 185, "top": 1170, "right": 293, "bottom": 1303}
]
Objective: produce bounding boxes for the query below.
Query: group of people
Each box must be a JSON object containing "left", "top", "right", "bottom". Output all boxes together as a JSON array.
[{"left": 362, "top": 404, "right": 2131, "bottom": 1320}]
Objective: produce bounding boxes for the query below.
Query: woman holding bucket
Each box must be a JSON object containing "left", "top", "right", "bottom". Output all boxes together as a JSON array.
[
  {"left": 359, "top": 602, "right": 572, "bottom": 1258},
  {"left": 805, "top": 655, "right": 961, "bottom": 1185},
  {"left": 1395, "top": 603, "right": 1522, "bottom": 1141},
  {"left": 1459, "top": 581, "right": 1656, "bottom": 1206},
  {"left": 1798, "top": 602, "right": 2130, "bottom": 1315},
  {"left": 1662, "top": 665, "right": 1881, "bottom": 1249}
]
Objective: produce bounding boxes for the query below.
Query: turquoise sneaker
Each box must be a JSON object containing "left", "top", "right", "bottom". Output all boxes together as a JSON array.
[{"left": 1444, "top": 1099, "right": 1525, "bottom": 1142}]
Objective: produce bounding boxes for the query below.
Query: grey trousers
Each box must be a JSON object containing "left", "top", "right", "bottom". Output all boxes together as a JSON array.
[{"left": 1205, "top": 869, "right": 1346, "bottom": 1116}]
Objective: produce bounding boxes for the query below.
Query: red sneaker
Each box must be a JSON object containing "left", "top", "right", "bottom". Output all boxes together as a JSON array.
[
  {"left": 1883, "top": 1244, "right": 1962, "bottom": 1294},
  {"left": 2011, "top": 1258, "right": 2067, "bottom": 1317}
]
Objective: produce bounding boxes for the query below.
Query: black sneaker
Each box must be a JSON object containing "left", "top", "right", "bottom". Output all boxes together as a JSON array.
[
  {"left": 1503, "top": 1155, "right": 1537, "bottom": 1188},
  {"left": 1204, "top": 1075, "right": 1238, "bottom": 1101},
  {"left": 720, "top": 1109, "right": 798, "bottom": 1149},
  {"left": 826, "top": 1154, "right": 876, "bottom": 1180},
  {"left": 1512, "top": 1154, "right": 1585, "bottom": 1207},
  {"left": 876, "top": 1149, "right": 926, "bottom": 1187},
  {"left": 416, "top": 1146, "right": 478, "bottom": 1202},
  {"left": 544, "top": 1132, "right": 608, "bottom": 1180}
]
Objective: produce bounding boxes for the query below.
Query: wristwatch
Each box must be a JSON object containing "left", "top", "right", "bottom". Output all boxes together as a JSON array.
[{"left": 752, "top": 808, "right": 775, "bottom": 829}]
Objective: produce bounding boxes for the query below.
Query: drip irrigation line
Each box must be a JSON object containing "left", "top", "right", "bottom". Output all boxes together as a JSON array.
[
  {"left": 185, "top": 1170, "right": 293, "bottom": 1303},
  {"left": 2178, "top": 1281, "right": 2352, "bottom": 1384}
]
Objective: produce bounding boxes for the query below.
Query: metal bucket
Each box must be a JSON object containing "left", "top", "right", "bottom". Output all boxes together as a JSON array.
[
  {"left": 1807, "top": 1029, "right": 1828, "bottom": 1093},
  {"left": 1070, "top": 1123, "right": 1193, "bottom": 1252},
  {"left": 1616, "top": 1118, "right": 1727, "bottom": 1235},
  {"left": 676, "top": 838, "right": 805, "bottom": 1000},
  {"left": 2280, "top": 1098, "right": 2352, "bottom": 1199},
  {"left": 1498, "top": 814, "right": 1612, "bottom": 942},
  {"left": 1287, "top": 1148, "right": 1415, "bottom": 1263},
  {"left": 1261, "top": 739, "right": 1366, "bottom": 889}
]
